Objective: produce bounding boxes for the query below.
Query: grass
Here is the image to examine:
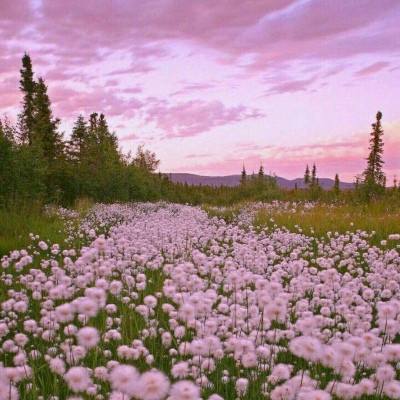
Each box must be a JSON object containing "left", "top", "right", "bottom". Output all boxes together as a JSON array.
[
  {"left": 0, "top": 204, "right": 66, "bottom": 257},
  {"left": 253, "top": 201, "right": 400, "bottom": 246}
]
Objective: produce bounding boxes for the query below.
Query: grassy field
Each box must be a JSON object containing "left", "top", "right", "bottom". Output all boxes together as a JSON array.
[
  {"left": 2, "top": 200, "right": 399, "bottom": 259},
  {"left": 204, "top": 200, "right": 400, "bottom": 248},
  {"left": 252, "top": 201, "right": 400, "bottom": 246},
  {"left": 0, "top": 198, "right": 94, "bottom": 257},
  {"left": 0, "top": 205, "right": 66, "bottom": 257}
]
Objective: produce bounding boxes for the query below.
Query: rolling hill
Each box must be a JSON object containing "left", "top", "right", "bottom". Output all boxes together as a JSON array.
[{"left": 166, "top": 173, "right": 354, "bottom": 190}]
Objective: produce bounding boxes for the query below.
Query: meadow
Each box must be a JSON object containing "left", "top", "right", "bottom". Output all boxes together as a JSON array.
[{"left": 1, "top": 201, "right": 400, "bottom": 400}]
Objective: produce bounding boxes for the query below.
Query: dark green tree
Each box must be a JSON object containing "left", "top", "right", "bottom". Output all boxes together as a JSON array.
[
  {"left": 362, "top": 111, "right": 385, "bottom": 196},
  {"left": 32, "top": 77, "right": 63, "bottom": 163},
  {"left": 334, "top": 173, "right": 340, "bottom": 195},
  {"left": 18, "top": 53, "right": 36, "bottom": 145},
  {"left": 304, "top": 164, "right": 310, "bottom": 185},
  {"left": 311, "top": 163, "right": 317, "bottom": 187},
  {"left": 0, "top": 119, "right": 15, "bottom": 204},
  {"left": 240, "top": 164, "right": 247, "bottom": 185},
  {"left": 258, "top": 164, "right": 264, "bottom": 178},
  {"left": 31, "top": 77, "right": 64, "bottom": 201},
  {"left": 68, "top": 114, "right": 87, "bottom": 162}
]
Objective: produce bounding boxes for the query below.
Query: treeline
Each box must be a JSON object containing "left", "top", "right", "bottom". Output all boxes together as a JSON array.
[
  {"left": 1, "top": 54, "right": 398, "bottom": 208},
  {"left": 0, "top": 54, "right": 175, "bottom": 206}
]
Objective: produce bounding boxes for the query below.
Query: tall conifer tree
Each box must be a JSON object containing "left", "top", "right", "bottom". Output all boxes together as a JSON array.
[
  {"left": 304, "top": 164, "right": 310, "bottom": 185},
  {"left": 69, "top": 115, "right": 87, "bottom": 162},
  {"left": 311, "top": 163, "right": 317, "bottom": 186},
  {"left": 334, "top": 173, "right": 340, "bottom": 194},
  {"left": 32, "top": 77, "right": 63, "bottom": 163},
  {"left": 363, "top": 111, "right": 385, "bottom": 193},
  {"left": 258, "top": 164, "right": 264, "bottom": 178},
  {"left": 18, "top": 53, "right": 36, "bottom": 144},
  {"left": 240, "top": 164, "right": 247, "bottom": 185}
]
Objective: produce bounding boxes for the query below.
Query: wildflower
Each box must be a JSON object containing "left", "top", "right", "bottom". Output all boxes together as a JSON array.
[
  {"left": 76, "top": 327, "right": 100, "bottom": 349},
  {"left": 64, "top": 367, "right": 92, "bottom": 393},
  {"left": 169, "top": 380, "right": 201, "bottom": 400},
  {"left": 138, "top": 370, "right": 170, "bottom": 400},
  {"left": 109, "top": 364, "right": 139, "bottom": 397}
]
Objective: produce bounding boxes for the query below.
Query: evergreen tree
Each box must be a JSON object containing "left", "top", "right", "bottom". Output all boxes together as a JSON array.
[
  {"left": 304, "top": 164, "right": 310, "bottom": 185},
  {"left": 363, "top": 111, "right": 385, "bottom": 195},
  {"left": 311, "top": 163, "right": 317, "bottom": 186},
  {"left": 32, "top": 77, "right": 63, "bottom": 163},
  {"left": 240, "top": 164, "right": 247, "bottom": 185},
  {"left": 68, "top": 114, "right": 87, "bottom": 162},
  {"left": 334, "top": 173, "right": 340, "bottom": 194},
  {"left": 0, "top": 119, "right": 15, "bottom": 203},
  {"left": 18, "top": 53, "right": 36, "bottom": 145},
  {"left": 97, "top": 113, "right": 117, "bottom": 148},
  {"left": 258, "top": 164, "right": 264, "bottom": 178},
  {"left": 88, "top": 112, "right": 98, "bottom": 139},
  {"left": 31, "top": 77, "right": 63, "bottom": 201}
]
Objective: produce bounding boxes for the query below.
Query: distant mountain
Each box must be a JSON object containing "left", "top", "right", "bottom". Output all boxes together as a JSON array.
[{"left": 165, "top": 173, "right": 354, "bottom": 190}]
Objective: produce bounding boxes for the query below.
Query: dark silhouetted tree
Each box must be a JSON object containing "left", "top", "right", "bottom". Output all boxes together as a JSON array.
[
  {"left": 304, "top": 164, "right": 310, "bottom": 185},
  {"left": 334, "top": 173, "right": 340, "bottom": 195},
  {"left": 18, "top": 53, "right": 36, "bottom": 145},
  {"left": 311, "top": 163, "right": 317, "bottom": 187},
  {"left": 362, "top": 111, "right": 385, "bottom": 196},
  {"left": 240, "top": 164, "right": 247, "bottom": 185},
  {"left": 258, "top": 164, "right": 264, "bottom": 178}
]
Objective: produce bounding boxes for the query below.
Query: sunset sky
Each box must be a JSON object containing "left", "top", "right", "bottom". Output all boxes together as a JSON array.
[{"left": 1, "top": 0, "right": 399, "bottom": 181}]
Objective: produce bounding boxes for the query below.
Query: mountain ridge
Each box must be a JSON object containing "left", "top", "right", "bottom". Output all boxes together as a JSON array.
[{"left": 165, "top": 173, "right": 354, "bottom": 190}]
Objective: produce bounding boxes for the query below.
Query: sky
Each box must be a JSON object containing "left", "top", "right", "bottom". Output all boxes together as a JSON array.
[{"left": 1, "top": 0, "right": 399, "bottom": 181}]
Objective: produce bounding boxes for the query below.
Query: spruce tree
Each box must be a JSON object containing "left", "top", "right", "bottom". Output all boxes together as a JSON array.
[
  {"left": 0, "top": 119, "right": 15, "bottom": 204},
  {"left": 18, "top": 53, "right": 36, "bottom": 145},
  {"left": 311, "top": 163, "right": 317, "bottom": 187},
  {"left": 258, "top": 164, "right": 264, "bottom": 178},
  {"left": 363, "top": 111, "right": 385, "bottom": 194},
  {"left": 88, "top": 112, "right": 98, "bottom": 139},
  {"left": 304, "top": 164, "right": 310, "bottom": 185},
  {"left": 240, "top": 164, "right": 247, "bottom": 185},
  {"left": 32, "top": 77, "right": 63, "bottom": 163},
  {"left": 334, "top": 173, "right": 340, "bottom": 194},
  {"left": 69, "top": 114, "right": 87, "bottom": 162},
  {"left": 98, "top": 113, "right": 118, "bottom": 152}
]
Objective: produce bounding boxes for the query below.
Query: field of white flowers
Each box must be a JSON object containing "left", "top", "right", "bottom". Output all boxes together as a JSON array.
[{"left": 1, "top": 202, "right": 400, "bottom": 400}]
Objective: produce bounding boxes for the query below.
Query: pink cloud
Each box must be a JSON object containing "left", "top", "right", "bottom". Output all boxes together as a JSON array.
[
  {"left": 266, "top": 76, "right": 317, "bottom": 95},
  {"left": 0, "top": 1, "right": 34, "bottom": 37},
  {"left": 120, "top": 133, "right": 139, "bottom": 141},
  {"left": 49, "top": 86, "right": 143, "bottom": 118},
  {"left": 35, "top": 1, "right": 400, "bottom": 70},
  {"left": 171, "top": 82, "right": 217, "bottom": 97},
  {"left": 356, "top": 61, "right": 390, "bottom": 76},
  {"left": 144, "top": 99, "right": 264, "bottom": 138}
]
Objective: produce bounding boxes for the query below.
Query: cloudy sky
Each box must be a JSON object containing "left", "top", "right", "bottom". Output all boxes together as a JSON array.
[{"left": 1, "top": 0, "right": 399, "bottom": 180}]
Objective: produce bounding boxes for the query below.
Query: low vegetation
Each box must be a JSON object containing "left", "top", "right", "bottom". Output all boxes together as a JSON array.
[{"left": 1, "top": 202, "right": 400, "bottom": 400}]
